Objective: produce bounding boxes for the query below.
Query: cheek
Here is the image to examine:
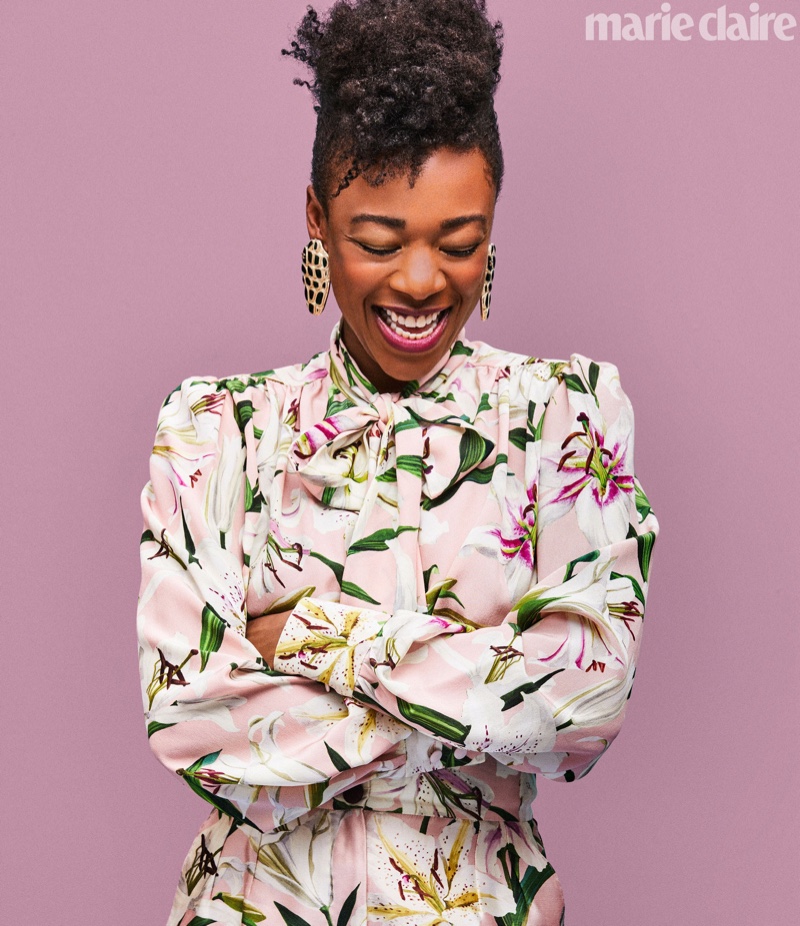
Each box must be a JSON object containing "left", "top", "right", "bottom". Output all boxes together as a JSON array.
[
  {"left": 453, "top": 261, "right": 486, "bottom": 297},
  {"left": 331, "top": 256, "right": 382, "bottom": 302}
]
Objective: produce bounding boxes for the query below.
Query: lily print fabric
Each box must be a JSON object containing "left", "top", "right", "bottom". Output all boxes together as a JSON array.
[{"left": 138, "top": 320, "right": 658, "bottom": 926}]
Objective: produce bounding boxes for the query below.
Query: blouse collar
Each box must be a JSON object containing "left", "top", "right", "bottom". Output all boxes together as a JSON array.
[{"left": 327, "top": 318, "right": 474, "bottom": 406}]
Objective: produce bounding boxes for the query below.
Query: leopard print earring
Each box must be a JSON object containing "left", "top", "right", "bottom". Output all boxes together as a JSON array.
[
  {"left": 480, "top": 243, "right": 496, "bottom": 321},
  {"left": 301, "top": 238, "right": 330, "bottom": 315}
]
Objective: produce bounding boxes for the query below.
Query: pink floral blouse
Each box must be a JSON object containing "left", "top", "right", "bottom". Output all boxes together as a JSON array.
[{"left": 137, "top": 320, "right": 659, "bottom": 926}]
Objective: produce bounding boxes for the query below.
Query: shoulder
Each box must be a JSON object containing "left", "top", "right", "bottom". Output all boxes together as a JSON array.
[
  {"left": 463, "top": 338, "right": 631, "bottom": 415},
  {"left": 543, "top": 352, "right": 634, "bottom": 431},
  {"left": 518, "top": 353, "right": 636, "bottom": 475},
  {"left": 533, "top": 353, "right": 642, "bottom": 556},
  {"left": 155, "top": 348, "right": 332, "bottom": 438},
  {"left": 155, "top": 375, "right": 232, "bottom": 444},
  {"left": 457, "top": 337, "right": 559, "bottom": 406}
]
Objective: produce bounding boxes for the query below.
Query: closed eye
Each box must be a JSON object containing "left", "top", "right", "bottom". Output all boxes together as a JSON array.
[
  {"left": 443, "top": 244, "right": 481, "bottom": 258},
  {"left": 354, "top": 240, "right": 482, "bottom": 258},
  {"left": 356, "top": 242, "right": 399, "bottom": 256}
]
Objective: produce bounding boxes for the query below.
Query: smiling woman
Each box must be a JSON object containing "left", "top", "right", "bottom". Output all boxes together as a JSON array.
[
  {"left": 136, "top": 2, "right": 659, "bottom": 925},
  {"left": 308, "top": 147, "right": 495, "bottom": 390}
]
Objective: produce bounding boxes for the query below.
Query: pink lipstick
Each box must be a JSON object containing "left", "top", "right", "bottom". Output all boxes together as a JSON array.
[{"left": 373, "top": 306, "right": 451, "bottom": 352}]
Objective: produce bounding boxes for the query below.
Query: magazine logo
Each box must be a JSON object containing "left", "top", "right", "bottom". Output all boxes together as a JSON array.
[{"left": 586, "top": 3, "right": 797, "bottom": 40}]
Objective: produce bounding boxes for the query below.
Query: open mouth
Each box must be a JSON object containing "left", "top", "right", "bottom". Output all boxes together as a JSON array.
[{"left": 373, "top": 305, "right": 451, "bottom": 350}]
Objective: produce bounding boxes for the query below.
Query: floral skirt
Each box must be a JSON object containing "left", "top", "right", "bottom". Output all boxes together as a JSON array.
[{"left": 169, "top": 804, "right": 565, "bottom": 926}]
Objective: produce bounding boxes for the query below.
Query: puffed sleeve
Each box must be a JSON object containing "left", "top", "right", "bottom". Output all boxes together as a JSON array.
[
  {"left": 137, "top": 378, "right": 413, "bottom": 833},
  {"left": 270, "top": 355, "right": 659, "bottom": 782}
]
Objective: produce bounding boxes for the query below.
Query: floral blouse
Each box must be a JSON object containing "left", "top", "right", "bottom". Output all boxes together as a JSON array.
[{"left": 137, "top": 320, "right": 659, "bottom": 926}]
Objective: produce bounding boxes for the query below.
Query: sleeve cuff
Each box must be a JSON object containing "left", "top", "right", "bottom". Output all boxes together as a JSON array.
[{"left": 273, "top": 597, "right": 388, "bottom": 696}]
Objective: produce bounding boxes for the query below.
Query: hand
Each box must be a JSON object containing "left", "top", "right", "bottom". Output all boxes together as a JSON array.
[{"left": 246, "top": 610, "right": 294, "bottom": 668}]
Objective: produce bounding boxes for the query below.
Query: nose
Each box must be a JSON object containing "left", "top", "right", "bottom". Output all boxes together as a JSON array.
[{"left": 389, "top": 245, "right": 447, "bottom": 303}]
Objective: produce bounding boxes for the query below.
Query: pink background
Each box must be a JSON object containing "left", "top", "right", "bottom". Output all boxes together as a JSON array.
[{"left": 3, "top": 1, "right": 798, "bottom": 922}]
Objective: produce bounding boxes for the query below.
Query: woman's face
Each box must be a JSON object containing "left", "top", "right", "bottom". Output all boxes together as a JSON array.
[{"left": 306, "top": 147, "right": 496, "bottom": 393}]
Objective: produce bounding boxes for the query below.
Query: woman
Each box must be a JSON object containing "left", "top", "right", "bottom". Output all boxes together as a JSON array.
[{"left": 137, "top": 1, "right": 659, "bottom": 924}]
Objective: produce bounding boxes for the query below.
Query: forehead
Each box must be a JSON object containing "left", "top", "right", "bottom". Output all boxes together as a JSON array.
[{"left": 328, "top": 148, "right": 496, "bottom": 227}]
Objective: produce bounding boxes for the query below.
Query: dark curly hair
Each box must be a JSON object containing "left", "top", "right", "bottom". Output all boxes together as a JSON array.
[{"left": 282, "top": 0, "right": 504, "bottom": 212}]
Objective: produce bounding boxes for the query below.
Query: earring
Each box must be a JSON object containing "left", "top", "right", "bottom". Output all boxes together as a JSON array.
[
  {"left": 302, "top": 238, "right": 330, "bottom": 315},
  {"left": 480, "top": 243, "right": 496, "bottom": 321}
]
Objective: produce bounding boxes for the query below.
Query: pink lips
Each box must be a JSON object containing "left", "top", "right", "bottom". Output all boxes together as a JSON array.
[{"left": 373, "top": 306, "right": 451, "bottom": 353}]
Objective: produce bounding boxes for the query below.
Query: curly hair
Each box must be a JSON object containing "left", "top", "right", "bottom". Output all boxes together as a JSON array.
[{"left": 282, "top": 0, "right": 504, "bottom": 211}]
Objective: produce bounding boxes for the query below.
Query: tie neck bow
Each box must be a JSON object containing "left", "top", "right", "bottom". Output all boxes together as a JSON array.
[
  {"left": 290, "top": 393, "right": 495, "bottom": 511},
  {"left": 289, "top": 323, "right": 497, "bottom": 512}
]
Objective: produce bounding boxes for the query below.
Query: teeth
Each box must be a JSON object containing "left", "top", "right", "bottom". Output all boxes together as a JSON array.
[
  {"left": 386, "top": 307, "right": 440, "bottom": 328},
  {"left": 378, "top": 307, "right": 445, "bottom": 340}
]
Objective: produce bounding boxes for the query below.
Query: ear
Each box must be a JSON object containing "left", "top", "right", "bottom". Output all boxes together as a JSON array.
[{"left": 305, "top": 185, "right": 328, "bottom": 244}]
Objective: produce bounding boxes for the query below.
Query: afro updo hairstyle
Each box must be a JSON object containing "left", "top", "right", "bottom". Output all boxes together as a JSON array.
[{"left": 282, "top": 0, "right": 504, "bottom": 214}]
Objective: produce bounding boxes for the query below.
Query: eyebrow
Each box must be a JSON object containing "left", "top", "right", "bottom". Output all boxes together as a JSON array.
[
  {"left": 441, "top": 214, "right": 488, "bottom": 232},
  {"left": 350, "top": 213, "right": 487, "bottom": 232}
]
